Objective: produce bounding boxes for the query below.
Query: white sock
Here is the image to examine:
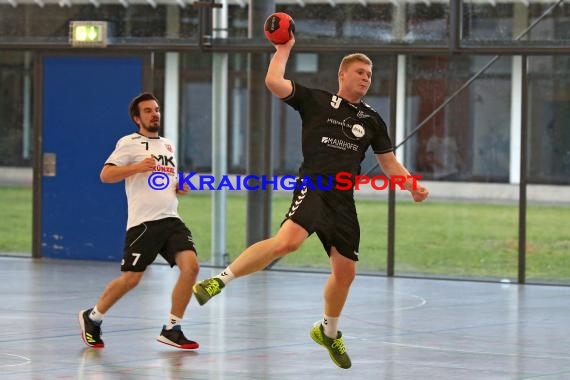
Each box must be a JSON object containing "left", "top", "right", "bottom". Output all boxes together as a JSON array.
[
  {"left": 165, "top": 314, "right": 182, "bottom": 330},
  {"left": 322, "top": 315, "right": 339, "bottom": 339},
  {"left": 215, "top": 267, "right": 235, "bottom": 285},
  {"left": 89, "top": 306, "right": 104, "bottom": 323}
]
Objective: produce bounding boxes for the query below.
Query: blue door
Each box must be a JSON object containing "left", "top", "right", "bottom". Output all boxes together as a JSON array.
[{"left": 41, "top": 55, "right": 144, "bottom": 260}]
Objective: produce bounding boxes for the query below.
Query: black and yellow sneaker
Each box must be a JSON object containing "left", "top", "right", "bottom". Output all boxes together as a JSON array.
[
  {"left": 78, "top": 309, "right": 104, "bottom": 348},
  {"left": 156, "top": 325, "right": 199, "bottom": 349},
  {"left": 310, "top": 322, "right": 351, "bottom": 369},
  {"left": 192, "top": 278, "right": 225, "bottom": 306}
]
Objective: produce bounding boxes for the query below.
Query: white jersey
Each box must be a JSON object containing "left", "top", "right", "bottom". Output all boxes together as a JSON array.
[{"left": 105, "top": 132, "right": 180, "bottom": 230}]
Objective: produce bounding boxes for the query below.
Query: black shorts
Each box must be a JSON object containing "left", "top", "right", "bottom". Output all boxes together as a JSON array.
[
  {"left": 121, "top": 217, "right": 197, "bottom": 272},
  {"left": 283, "top": 182, "right": 360, "bottom": 261}
]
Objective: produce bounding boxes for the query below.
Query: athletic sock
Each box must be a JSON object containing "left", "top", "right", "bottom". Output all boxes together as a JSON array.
[
  {"left": 215, "top": 267, "right": 235, "bottom": 285},
  {"left": 89, "top": 306, "right": 104, "bottom": 324},
  {"left": 322, "top": 315, "right": 339, "bottom": 339},
  {"left": 165, "top": 314, "right": 182, "bottom": 330}
]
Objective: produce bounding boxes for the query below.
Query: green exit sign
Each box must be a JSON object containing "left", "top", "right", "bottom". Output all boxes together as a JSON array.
[{"left": 69, "top": 21, "right": 108, "bottom": 47}]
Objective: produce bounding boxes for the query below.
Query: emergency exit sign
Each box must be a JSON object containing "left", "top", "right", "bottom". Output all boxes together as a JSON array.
[{"left": 69, "top": 21, "right": 108, "bottom": 47}]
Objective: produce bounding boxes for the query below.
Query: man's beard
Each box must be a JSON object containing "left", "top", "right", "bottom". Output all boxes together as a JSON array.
[{"left": 142, "top": 123, "right": 160, "bottom": 133}]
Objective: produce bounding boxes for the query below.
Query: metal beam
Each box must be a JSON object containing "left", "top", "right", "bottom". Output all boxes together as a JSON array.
[
  {"left": 517, "top": 55, "right": 528, "bottom": 284},
  {"left": 211, "top": 0, "right": 229, "bottom": 266},
  {"left": 246, "top": 0, "right": 274, "bottom": 248}
]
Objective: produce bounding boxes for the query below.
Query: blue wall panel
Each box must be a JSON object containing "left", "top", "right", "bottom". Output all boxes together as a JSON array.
[{"left": 42, "top": 56, "right": 143, "bottom": 260}]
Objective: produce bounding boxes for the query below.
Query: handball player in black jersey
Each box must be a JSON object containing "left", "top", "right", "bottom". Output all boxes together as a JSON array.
[
  {"left": 78, "top": 93, "right": 201, "bottom": 350},
  {"left": 193, "top": 35, "right": 429, "bottom": 368}
]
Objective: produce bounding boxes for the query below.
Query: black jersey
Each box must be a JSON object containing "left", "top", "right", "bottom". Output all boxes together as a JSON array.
[{"left": 284, "top": 81, "right": 393, "bottom": 178}]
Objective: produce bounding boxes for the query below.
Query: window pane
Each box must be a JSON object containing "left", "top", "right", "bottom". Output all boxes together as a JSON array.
[
  {"left": 526, "top": 54, "right": 570, "bottom": 284},
  {"left": 0, "top": 51, "right": 33, "bottom": 256},
  {"left": 405, "top": 55, "right": 512, "bottom": 183},
  {"left": 0, "top": 2, "right": 449, "bottom": 45},
  {"left": 0, "top": 4, "right": 195, "bottom": 42},
  {"left": 396, "top": 54, "right": 518, "bottom": 280},
  {"left": 0, "top": 51, "right": 33, "bottom": 167},
  {"left": 271, "top": 3, "right": 449, "bottom": 44},
  {"left": 527, "top": 55, "right": 570, "bottom": 185},
  {"left": 463, "top": 1, "right": 570, "bottom": 45}
]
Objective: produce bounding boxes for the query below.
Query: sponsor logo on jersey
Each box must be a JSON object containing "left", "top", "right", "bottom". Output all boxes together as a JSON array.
[
  {"left": 153, "top": 154, "right": 174, "bottom": 166},
  {"left": 351, "top": 124, "right": 364, "bottom": 138},
  {"left": 326, "top": 118, "right": 366, "bottom": 140},
  {"left": 321, "top": 136, "right": 359, "bottom": 151},
  {"left": 154, "top": 165, "right": 175, "bottom": 174},
  {"left": 152, "top": 154, "right": 176, "bottom": 174}
]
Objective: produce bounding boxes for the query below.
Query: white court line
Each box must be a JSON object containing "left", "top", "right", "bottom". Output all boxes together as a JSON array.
[
  {"left": 390, "top": 291, "right": 428, "bottom": 311},
  {"left": 0, "top": 353, "right": 32, "bottom": 367},
  {"left": 349, "top": 290, "right": 427, "bottom": 312},
  {"left": 380, "top": 341, "right": 570, "bottom": 361},
  {"left": 341, "top": 291, "right": 428, "bottom": 329}
]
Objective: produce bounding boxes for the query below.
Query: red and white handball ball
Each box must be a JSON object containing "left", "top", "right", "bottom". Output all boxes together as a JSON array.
[{"left": 264, "top": 12, "right": 295, "bottom": 45}]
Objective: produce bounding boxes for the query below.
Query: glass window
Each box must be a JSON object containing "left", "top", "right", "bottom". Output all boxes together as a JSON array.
[
  {"left": 179, "top": 51, "right": 394, "bottom": 178},
  {"left": 272, "top": 3, "right": 448, "bottom": 44},
  {"left": 179, "top": 52, "right": 213, "bottom": 172},
  {"left": 527, "top": 203, "right": 570, "bottom": 284},
  {"left": 1, "top": 0, "right": 569, "bottom": 281},
  {"left": 0, "top": 1, "right": 449, "bottom": 45},
  {"left": 405, "top": 55, "right": 512, "bottom": 183},
  {"left": 526, "top": 55, "right": 570, "bottom": 284},
  {"left": 0, "top": 4, "right": 197, "bottom": 42},
  {"left": 0, "top": 51, "right": 33, "bottom": 257},
  {"left": 527, "top": 55, "right": 570, "bottom": 185},
  {"left": 396, "top": 54, "right": 518, "bottom": 280},
  {"left": 463, "top": 1, "right": 570, "bottom": 45},
  {"left": 0, "top": 51, "right": 33, "bottom": 167}
]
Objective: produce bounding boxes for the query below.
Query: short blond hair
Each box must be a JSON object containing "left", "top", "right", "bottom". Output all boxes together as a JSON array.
[{"left": 339, "top": 53, "right": 372, "bottom": 72}]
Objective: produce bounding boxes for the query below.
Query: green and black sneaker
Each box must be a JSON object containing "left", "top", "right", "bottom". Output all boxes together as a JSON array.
[
  {"left": 192, "top": 277, "right": 225, "bottom": 305},
  {"left": 78, "top": 309, "right": 104, "bottom": 348},
  {"left": 310, "top": 322, "right": 351, "bottom": 369}
]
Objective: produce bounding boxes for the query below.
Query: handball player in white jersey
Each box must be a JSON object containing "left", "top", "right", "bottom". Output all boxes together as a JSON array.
[
  {"left": 78, "top": 92, "right": 200, "bottom": 350},
  {"left": 193, "top": 36, "right": 429, "bottom": 368}
]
